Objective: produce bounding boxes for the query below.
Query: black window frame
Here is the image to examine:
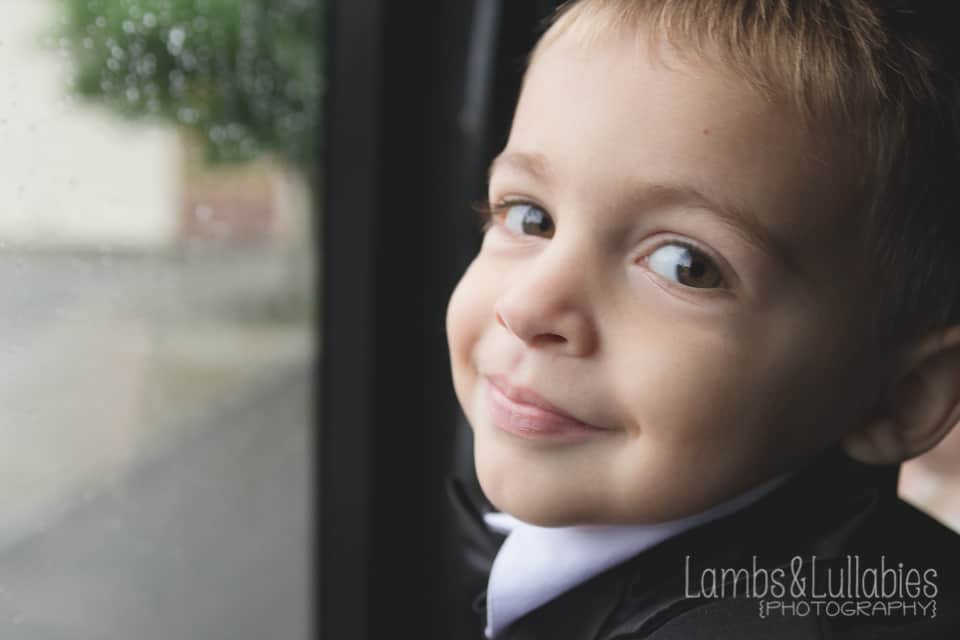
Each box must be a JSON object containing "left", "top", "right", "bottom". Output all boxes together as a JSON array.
[{"left": 319, "top": 2, "right": 561, "bottom": 637}]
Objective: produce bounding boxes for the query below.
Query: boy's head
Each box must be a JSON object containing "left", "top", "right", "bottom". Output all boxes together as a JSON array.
[{"left": 445, "top": 0, "right": 960, "bottom": 526}]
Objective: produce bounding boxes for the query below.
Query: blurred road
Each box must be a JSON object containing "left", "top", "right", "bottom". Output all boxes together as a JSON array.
[
  {"left": 0, "top": 248, "right": 313, "bottom": 638},
  {"left": 0, "top": 363, "right": 311, "bottom": 640}
]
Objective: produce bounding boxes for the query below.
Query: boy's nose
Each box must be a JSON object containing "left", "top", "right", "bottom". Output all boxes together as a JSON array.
[{"left": 492, "top": 249, "right": 598, "bottom": 357}]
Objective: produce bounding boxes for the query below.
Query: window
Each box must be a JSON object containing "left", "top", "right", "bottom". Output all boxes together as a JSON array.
[{"left": 0, "top": 1, "right": 317, "bottom": 637}]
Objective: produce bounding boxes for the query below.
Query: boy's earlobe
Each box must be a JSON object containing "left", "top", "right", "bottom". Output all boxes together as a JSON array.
[{"left": 844, "top": 325, "right": 960, "bottom": 465}]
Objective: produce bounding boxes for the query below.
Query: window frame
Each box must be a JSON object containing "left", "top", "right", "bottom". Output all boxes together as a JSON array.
[{"left": 319, "top": 2, "right": 561, "bottom": 637}]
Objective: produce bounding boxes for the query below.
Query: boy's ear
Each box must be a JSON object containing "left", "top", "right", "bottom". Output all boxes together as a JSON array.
[{"left": 844, "top": 324, "right": 960, "bottom": 465}]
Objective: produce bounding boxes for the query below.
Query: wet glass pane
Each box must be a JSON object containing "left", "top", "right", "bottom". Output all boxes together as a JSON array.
[{"left": 0, "top": 0, "right": 317, "bottom": 637}]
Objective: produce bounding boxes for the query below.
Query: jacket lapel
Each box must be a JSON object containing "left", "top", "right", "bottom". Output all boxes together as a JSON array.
[{"left": 479, "top": 448, "right": 899, "bottom": 640}]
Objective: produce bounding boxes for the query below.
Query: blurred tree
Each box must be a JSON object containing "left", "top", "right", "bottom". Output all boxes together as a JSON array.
[{"left": 56, "top": 0, "right": 322, "bottom": 172}]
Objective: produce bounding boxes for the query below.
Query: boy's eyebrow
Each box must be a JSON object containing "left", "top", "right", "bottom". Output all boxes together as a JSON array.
[
  {"left": 488, "top": 151, "right": 553, "bottom": 184},
  {"left": 488, "top": 151, "right": 804, "bottom": 277}
]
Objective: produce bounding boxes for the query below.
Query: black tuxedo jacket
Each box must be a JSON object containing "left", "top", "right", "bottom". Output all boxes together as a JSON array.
[{"left": 447, "top": 448, "right": 960, "bottom": 639}]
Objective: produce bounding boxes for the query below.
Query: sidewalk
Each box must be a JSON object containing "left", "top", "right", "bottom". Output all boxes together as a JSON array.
[
  {"left": 0, "top": 363, "right": 311, "bottom": 639},
  {"left": 0, "top": 247, "right": 313, "bottom": 548}
]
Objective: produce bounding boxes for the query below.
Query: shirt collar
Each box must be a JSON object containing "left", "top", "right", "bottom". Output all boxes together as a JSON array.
[{"left": 482, "top": 473, "right": 790, "bottom": 639}]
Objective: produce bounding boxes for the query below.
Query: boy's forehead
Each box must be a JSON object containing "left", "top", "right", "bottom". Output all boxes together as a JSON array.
[
  {"left": 515, "top": 28, "right": 776, "bottom": 166},
  {"left": 502, "top": 29, "right": 864, "bottom": 286}
]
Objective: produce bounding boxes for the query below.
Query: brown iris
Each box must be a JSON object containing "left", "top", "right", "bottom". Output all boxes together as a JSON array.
[
  {"left": 674, "top": 245, "right": 723, "bottom": 288},
  {"left": 517, "top": 205, "right": 554, "bottom": 238}
]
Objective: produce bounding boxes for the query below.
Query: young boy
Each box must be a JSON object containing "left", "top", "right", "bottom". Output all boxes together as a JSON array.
[{"left": 445, "top": 1, "right": 960, "bottom": 638}]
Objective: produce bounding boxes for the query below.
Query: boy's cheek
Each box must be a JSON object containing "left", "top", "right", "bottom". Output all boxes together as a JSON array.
[
  {"left": 445, "top": 261, "right": 495, "bottom": 414},
  {"left": 606, "top": 325, "right": 846, "bottom": 475},
  {"left": 445, "top": 282, "right": 475, "bottom": 407}
]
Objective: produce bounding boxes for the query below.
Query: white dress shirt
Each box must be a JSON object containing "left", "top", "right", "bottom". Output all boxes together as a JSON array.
[{"left": 482, "top": 474, "right": 789, "bottom": 638}]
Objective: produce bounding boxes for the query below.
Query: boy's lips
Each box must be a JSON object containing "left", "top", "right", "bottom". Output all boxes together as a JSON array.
[{"left": 483, "top": 374, "right": 611, "bottom": 440}]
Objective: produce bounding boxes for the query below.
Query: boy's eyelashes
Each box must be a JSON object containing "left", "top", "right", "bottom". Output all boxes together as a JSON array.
[
  {"left": 473, "top": 199, "right": 733, "bottom": 291},
  {"left": 471, "top": 200, "right": 497, "bottom": 233}
]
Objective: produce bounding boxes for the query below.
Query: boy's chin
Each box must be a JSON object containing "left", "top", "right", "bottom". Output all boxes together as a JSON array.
[
  {"left": 474, "top": 453, "right": 765, "bottom": 528},
  {"left": 473, "top": 457, "right": 591, "bottom": 526},
  {"left": 479, "top": 480, "right": 679, "bottom": 527},
  {"left": 474, "top": 457, "right": 662, "bottom": 527},
  {"left": 482, "top": 488, "right": 598, "bottom": 528}
]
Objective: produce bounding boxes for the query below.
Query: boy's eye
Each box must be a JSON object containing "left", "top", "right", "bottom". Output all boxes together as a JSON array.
[
  {"left": 647, "top": 243, "right": 726, "bottom": 289},
  {"left": 503, "top": 203, "right": 554, "bottom": 238}
]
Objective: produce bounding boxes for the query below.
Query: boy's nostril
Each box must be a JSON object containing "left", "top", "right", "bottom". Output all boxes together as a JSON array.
[{"left": 495, "top": 303, "right": 575, "bottom": 348}]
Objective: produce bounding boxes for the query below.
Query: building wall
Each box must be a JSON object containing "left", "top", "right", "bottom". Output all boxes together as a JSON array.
[{"left": 0, "top": 0, "right": 179, "bottom": 250}]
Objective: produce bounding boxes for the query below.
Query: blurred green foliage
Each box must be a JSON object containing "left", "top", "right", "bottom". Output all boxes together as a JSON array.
[{"left": 57, "top": 0, "right": 322, "bottom": 171}]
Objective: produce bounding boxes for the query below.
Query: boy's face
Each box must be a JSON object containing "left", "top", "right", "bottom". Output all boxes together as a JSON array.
[{"left": 446, "top": 30, "right": 883, "bottom": 525}]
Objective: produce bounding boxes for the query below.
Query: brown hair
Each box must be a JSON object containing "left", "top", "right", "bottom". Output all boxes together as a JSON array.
[{"left": 531, "top": 0, "right": 960, "bottom": 344}]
